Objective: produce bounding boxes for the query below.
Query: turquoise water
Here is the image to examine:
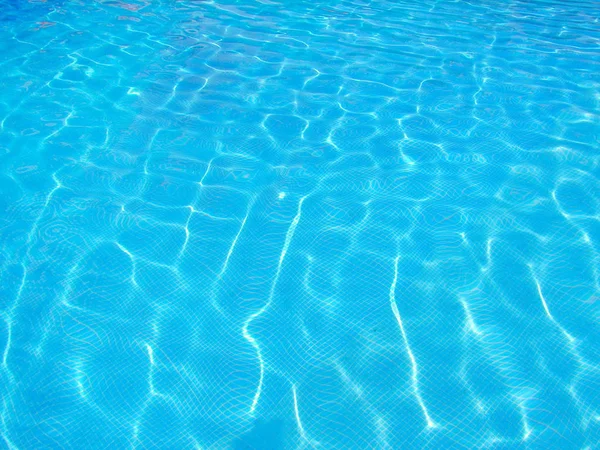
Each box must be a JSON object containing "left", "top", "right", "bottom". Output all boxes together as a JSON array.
[{"left": 1, "top": 0, "right": 600, "bottom": 448}]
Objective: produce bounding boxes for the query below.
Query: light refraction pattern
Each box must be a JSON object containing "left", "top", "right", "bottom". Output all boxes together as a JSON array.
[{"left": 1, "top": 0, "right": 600, "bottom": 448}]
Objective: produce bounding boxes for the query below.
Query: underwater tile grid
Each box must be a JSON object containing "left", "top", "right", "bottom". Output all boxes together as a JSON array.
[{"left": 1, "top": 0, "right": 600, "bottom": 448}]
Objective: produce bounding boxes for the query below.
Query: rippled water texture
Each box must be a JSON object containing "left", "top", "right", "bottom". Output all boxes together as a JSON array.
[{"left": 1, "top": 0, "right": 600, "bottom": 448}]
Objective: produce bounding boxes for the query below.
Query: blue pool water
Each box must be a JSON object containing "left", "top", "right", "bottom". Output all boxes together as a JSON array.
[{"left": 1, "top": 0, "right": 600, "bottom": 448}]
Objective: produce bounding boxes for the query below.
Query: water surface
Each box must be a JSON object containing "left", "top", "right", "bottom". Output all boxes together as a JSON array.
[{"left": 1, "top": 0, "right": 600, "bottom": 448}]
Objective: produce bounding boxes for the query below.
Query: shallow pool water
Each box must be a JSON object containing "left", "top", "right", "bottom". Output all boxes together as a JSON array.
[{"left": 1, "top": 0, "right": 600, "bottom": 448}]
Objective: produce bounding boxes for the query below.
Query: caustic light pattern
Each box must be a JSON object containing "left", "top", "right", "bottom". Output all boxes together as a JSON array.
[{"left": 1, "top": 0, "right": 600, "bottom": 448}]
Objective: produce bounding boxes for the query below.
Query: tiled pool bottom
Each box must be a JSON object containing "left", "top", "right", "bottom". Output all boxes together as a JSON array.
[{"left": 1, "top": 0, "right": 600, "bottom": 448}]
